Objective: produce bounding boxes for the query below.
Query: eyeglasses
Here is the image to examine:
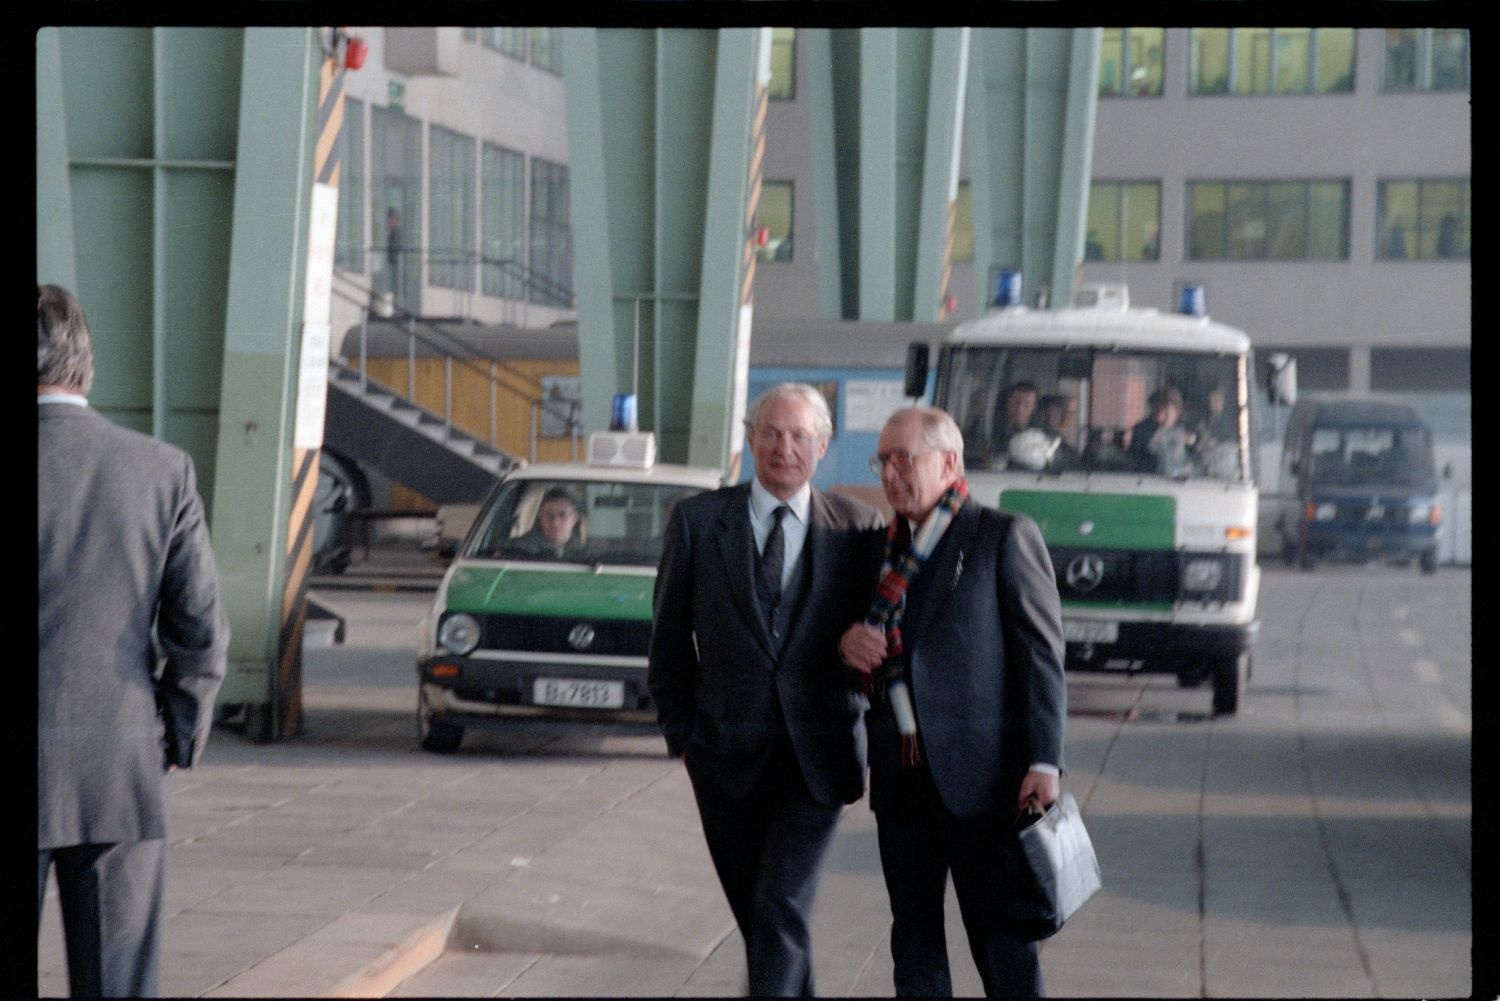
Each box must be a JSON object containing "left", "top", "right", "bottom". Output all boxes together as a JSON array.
[{"left": 869, "top": 451, "right": 933, "bottom": 475}]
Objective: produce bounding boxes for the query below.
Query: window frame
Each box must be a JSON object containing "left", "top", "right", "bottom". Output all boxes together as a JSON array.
[
  {"left": 428, "top": 124, "right": 477, "bottom": 292},
  {"left": 1085, "top": 180, "right": 1162, "bottom": 263},
  {"left": 768, "top": 28, "right": 797, "bottom": 100},
  {"left": 1381, "top": 28, "right": 1469, "bottom": 93},
  {"left": 1099, "top": 27, "right": 1165, "bottom": 99},
  {"left": 1187, "top": 179, "right": 1350, "bottom": 262},
  {"left": 1375, "top": 177, "right": 1470, "bottom": 262},
  {"left": 756, "top": 180, "right": 795, "bottom": 262},
  {"left": 1189, "top": 27, "right": 1354, "bottom": 97}
]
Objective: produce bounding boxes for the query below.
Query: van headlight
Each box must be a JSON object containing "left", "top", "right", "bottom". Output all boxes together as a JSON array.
[
  {"left": 1181, "top": 558, "right": 1224, "bottom": 592},
  {"left": 438, "top": 613, "right": 481, "bottom": 655},
  {"left": 1409, "top": 503, "right": 1440, "bottom": 525}
]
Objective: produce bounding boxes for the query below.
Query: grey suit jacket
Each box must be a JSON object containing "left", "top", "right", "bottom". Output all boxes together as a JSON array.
[
  {"left": 38, "top": 404, "right": 229, "bottom": 849},
  {"left": 867, "top": 501, "right": 1066, "bottom": 818},
  {"left": 648, "top": 482, "right": 885, "bottom": 805}
]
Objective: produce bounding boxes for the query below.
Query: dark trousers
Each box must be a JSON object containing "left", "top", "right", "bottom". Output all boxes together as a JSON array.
[
  {"left": 875, "top": 764, "right": 1043, "bottom": 998},
  {"left": 38, "top": 841, "right": 166, "bottom": 998},
  {"left": 689, "top": 734, "right": 843, "bottom": 997}
]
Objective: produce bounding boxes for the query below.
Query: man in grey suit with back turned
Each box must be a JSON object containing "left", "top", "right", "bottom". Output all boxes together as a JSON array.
[
  {"left": 841, "top": 406, "right": 1066, "bottom": 998},
  {"left": 38, "top": 284, "right": 229, "bottom": 997},
  {"left": 649, "top": 382, "right": 884, "bottom": 995}
]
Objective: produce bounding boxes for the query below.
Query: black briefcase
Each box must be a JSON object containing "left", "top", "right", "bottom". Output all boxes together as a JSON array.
[{"left": 1004, "top": 791, "right": 1102, "bottom": 940}]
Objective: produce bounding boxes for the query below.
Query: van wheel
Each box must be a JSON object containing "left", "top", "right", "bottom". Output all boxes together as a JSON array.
[
  {"left": 1211, "top": 652, "right": 1250, "bottom": 716},
  {"left": 1419, "top": 550, "right": 1438, "bottom": 575},
  {"left": 418, "top": 694, "right": 463, "bottom": 753},
  {"left": 1299, "top": 547, "right": 1319, "bottom": 571}
]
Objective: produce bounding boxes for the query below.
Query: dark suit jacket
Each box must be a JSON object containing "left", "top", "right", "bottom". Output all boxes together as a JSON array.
[
  {"left": 38, "top": 404, "right": 229, "bottom": 849},
  {"left": 648, "top": 482, "right": 885, "bottom": 805},
  {"left": 867, "top": 501, "right": 1066, "bottom": 818}
]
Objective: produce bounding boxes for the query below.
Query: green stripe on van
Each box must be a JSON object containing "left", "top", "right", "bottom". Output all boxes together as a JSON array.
[
  {"left": 998, "top": 490, "right": 1176, "bottom": 550},
  {"left": 445, "top": 567, "right": 652, "bottom": 620}
]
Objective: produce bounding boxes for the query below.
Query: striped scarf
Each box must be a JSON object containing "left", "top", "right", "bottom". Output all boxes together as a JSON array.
[{"left": 862, "top": 479, "right": 968, "bottom": 765}]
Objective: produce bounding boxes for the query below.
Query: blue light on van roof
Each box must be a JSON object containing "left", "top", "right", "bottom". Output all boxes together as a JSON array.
[
  {"left": 1178, "top": 284, "right": 1206, "bottom": 317},
  {"left": 992, "top": 269, "right": 1022, "bottom": 308}
]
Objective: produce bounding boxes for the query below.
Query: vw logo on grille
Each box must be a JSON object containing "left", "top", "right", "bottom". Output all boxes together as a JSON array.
[
  {"left": 1065, "top": 554, "right": 1105, "bottom": 593},
  {"left": 567, "top": 624, "right": 596, "bottom": 650}
]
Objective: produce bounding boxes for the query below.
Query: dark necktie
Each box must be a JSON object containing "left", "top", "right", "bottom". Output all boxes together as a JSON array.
[{"left": 758, "top": 504, "right": 790, "bottom": 617}]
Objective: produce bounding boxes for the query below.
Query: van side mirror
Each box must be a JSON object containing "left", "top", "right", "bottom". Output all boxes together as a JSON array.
[
  {"left": 1443, "top": 463, "right": 1453, "bottom": 480},
  {"left": 1266, "top": 353, "right": 1297, "bottom": 406},
  {"left": 1289, "top": 459, "right": 1301, "bottom": 477},
  {"left": 904, "top": 343, "right": 929, "bottom": 399}
]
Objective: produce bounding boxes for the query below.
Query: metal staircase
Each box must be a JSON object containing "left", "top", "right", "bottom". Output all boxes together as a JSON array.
[{"left": 324, "top": 357, "right": 522, "bottom": 504}]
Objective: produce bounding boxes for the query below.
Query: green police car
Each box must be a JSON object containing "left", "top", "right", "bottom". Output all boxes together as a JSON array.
[{"left": 416, "top": 434, "right": 722, "bottom": 752}]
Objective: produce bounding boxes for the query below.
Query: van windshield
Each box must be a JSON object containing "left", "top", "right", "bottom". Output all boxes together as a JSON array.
[
  {"left": 466, "top": 479, "right": 707, "bottom": 565},
  {"left": 942, "top": 346, "right": 1248, "bottom": 481},
  {"left": 1308, "top": 427, "right": 1436, "bottom": 487}
]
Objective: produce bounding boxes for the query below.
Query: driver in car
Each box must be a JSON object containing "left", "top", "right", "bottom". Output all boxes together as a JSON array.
[{"left": 508, "top": 486, "right": 587, "bottom": 559}]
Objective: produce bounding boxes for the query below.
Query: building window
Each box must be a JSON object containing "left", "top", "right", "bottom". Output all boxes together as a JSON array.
[
  {"left": 1376, "top": 179, "right": 1470, "bottom": 261},
  {"left": 482, "top": 144, "right": 526, "bottom": 299},
  {"left": 371, "top": 106, "right": 423, "bottom": 310},
  {"left": 1086, "top": 181, "right": 1161, "bottom": 262},
  {"left": 1371, "top": 348, "right": 1469, "bottom": 392},
  {"left": 529, "top": 158, "right": 572, "bottom": 305},
  {"left": 482, "top": 27, "right": 526, "bottom": 60},
  {"left": 1189, "top": 28, "right": 1354, "bottom": 96},
  {"left": 462, "top": 28, "right": 478, "bottom": 44},
  {"left": 335, "top": 97, "right": 364, "bottom": 271},
  {"left": 756, "top": 181, "right": 793, "bottom": 261},
  {"left": 951, "top": 181, "right": 973, "bottom": 264},
  {"left": 1382, "top": 29, "right": 1469, "bottom": 92},
  {"left": 768, "top": 28, "right": 796, "bottom": 99},
  {"left": 1099, "top": 28, "right": 1164, "bottom": 98},
  {"left": 531, "top": 28, "right": 562, "bottom": 75},
  {"left": 429, "top": 126, "right": 476, "bottom": 291},
  {"left": 1188, "top": 180, "right": 1349, "bottom": 261}
]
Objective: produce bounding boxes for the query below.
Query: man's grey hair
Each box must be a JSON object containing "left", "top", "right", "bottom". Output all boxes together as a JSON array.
[
  {"left": 886, "top": 405, "right": 966, "bottom": 477},
  {"left": 37, "top": 284, "right": 94, "bottom": 395},
  {"left": 743, "top": 382, "right": 834, "bottom": 441}
]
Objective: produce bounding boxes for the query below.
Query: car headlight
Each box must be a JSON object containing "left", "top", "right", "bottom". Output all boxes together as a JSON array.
[
  {"left": 438, "top": 613, "right": 481, "bottom": 655},
  {"left": 1182, "top": 558, "right": 1224, "bottom": 592},
  {"left": 1314, "top": 503, "right": 1337, "bottom": 522}
]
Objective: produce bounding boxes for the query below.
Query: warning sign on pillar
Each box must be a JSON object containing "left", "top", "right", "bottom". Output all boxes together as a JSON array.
[{"left": 294, "top": 182, "right": 339, "bottom": 449}]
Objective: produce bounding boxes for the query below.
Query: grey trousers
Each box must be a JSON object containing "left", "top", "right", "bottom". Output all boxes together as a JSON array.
[{"left": 39, "top": 841, "right": 166, "bottom": 997}]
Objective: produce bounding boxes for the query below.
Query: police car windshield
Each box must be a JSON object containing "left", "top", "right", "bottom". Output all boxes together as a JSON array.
[{"left": 467, "top": 479, "right": 705, "bottom": 566}]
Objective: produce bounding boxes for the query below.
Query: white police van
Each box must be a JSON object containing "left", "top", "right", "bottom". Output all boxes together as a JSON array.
[
  {"left": 907, "top": 280, "right": 1260, "bottom": 714},
  {"left": 416, "top": 431, "right": 722, "bottom": 751}
]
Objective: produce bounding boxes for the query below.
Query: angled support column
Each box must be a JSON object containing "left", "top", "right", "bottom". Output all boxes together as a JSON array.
[
  {"left": 563, "top": 28, "right": 764, "bottom": 468},
  {"left": 809, "top": 28, "right": 970, "bottom": 322},
  {"left": 968, "top": 27, "right": 1100, "bottom": 310},
  {"left": 211, "top": 28, "right": 321, "bottom": 738}
]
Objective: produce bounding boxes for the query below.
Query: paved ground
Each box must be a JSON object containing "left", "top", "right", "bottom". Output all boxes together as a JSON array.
[{"left": 38, "top": 561, "right": 1477, "bottom": 997}]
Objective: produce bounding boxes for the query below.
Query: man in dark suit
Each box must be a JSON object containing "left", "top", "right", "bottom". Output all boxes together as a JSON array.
[
  {"left": 38, "top": 284, "right": 229, "bottom": 997},
  {"left": 649, "top": 382, "right": 884, "bottom": 996},
  {"left": 840, "top": 405, "right": 1066, "bottom": 998}
]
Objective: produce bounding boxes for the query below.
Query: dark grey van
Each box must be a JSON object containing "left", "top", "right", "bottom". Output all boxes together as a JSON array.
[{"left": 1275, "top": 396, "right": 1444, "bottom": 573}]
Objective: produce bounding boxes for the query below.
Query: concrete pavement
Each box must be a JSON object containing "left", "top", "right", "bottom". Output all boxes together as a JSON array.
[{"left": 38, "top": 560, "right": 1476, "bottom": 997}]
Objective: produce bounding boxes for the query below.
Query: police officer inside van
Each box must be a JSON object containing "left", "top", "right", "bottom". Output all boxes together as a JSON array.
[{"left": 509, "top": 486, "right": 587, "bottom": 560}]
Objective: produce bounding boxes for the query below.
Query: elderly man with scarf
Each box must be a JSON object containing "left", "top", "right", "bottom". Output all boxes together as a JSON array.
[{"left": 840, "top": 406, "right": 1067, "bottom": 998}]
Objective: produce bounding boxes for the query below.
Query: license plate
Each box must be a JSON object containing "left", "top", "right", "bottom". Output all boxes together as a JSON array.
[
  {"left": 1063, "top": 619, "right": 1118, "bottom": 644},
  {"left": 533, "top": 678, "right": 626, "bottom": 709}
]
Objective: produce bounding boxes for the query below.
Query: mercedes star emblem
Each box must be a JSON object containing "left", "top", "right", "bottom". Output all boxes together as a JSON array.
[{"left": 1065, "top": 554, "right": 1105, "bottom": 593}]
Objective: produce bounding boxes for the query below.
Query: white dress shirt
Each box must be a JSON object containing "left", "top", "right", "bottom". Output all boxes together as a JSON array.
[{"left": 749, "top": 478, "right": 811, "bottom": 597}]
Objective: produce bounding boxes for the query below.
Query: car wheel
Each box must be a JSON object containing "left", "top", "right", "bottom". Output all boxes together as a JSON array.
[
  {"left": 1419, "top": 550, "right": 1438, "bottom": 575},
  {"left": 1211, "top": 652, "right": 1250, "bottom": 716},
  {"left": 418, "top": 693, "right": 463, "bottom": 753}
]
